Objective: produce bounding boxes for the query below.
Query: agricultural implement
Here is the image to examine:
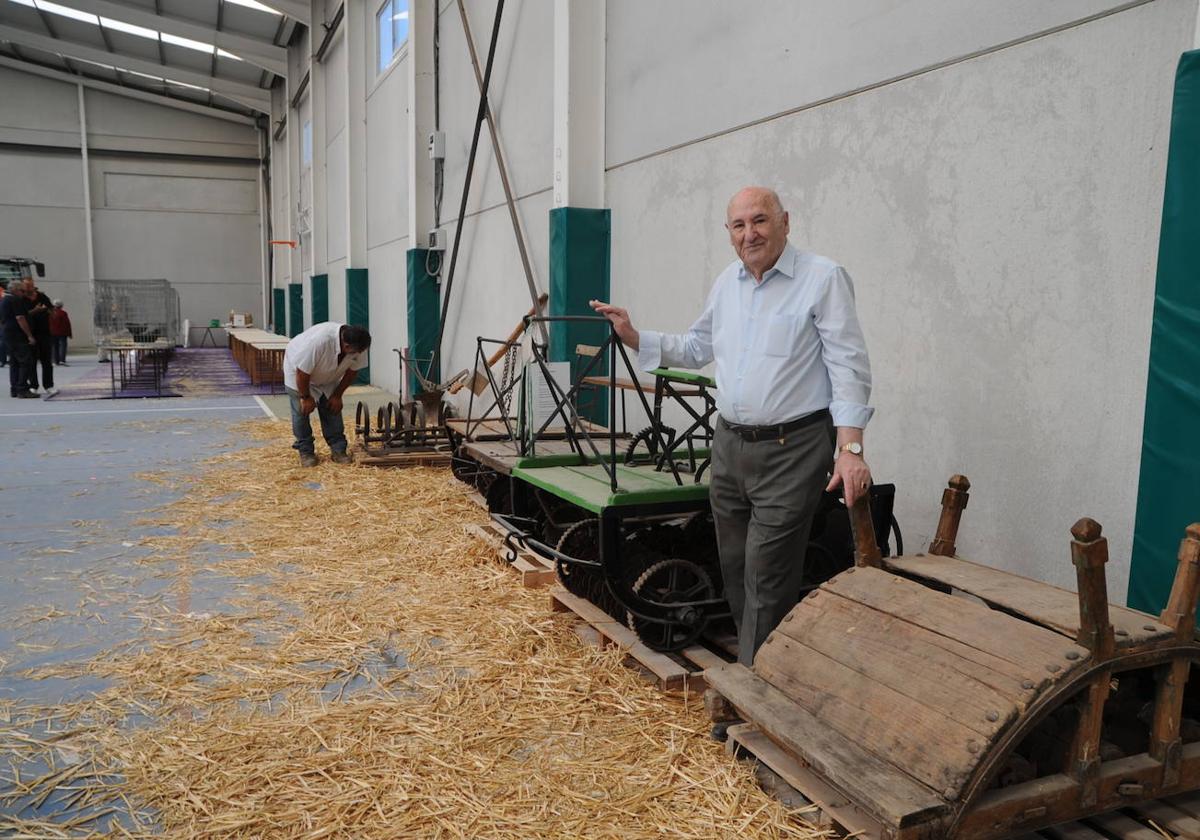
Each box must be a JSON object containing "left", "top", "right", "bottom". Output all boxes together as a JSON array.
[
  {"left": 705, "top": 475, "right": 1200, "bottom": 839},
  {"left": 484, "top": 315, "right": 898, "bottom": 651}
]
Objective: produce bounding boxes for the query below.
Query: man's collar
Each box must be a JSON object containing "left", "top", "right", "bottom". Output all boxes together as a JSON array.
[{"left": 737, "top": 241, "right": 797, "bottom": 282}]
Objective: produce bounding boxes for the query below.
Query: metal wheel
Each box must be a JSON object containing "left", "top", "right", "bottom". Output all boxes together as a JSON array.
[
  {"left": 626, "top": 558, "right": 714, "bottom": 651},
  {"left": 355, "top": 401, "right": 370, "bottom": 438},
  {"left": 555, "top": 519, "right": 599, "bottom": 599},
  {"left": 485, "top": 474, "right": 513, "bottom": 515}
]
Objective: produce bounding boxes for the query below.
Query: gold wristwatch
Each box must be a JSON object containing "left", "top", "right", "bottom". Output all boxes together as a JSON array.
[{"left": 838, "top": 441, "right": 863, "bottom": 457}]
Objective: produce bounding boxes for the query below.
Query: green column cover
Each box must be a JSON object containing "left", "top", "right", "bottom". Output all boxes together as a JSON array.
[
  {"left": 346, "top": 268, "right": 369, "bottom": 385},
  {"left": 1129, "top": 50, "right": 1200, "bottom": 615},
  {"left": 311, "top": 273, "right": 329, "bottom": 324},
  {"left": 549, "top": 207, "right": 611, "bottom": 425},
  {"left": 287, "top": 282, "right": 303, "bottom": 338},
  {"left": 272, "top": 288, "right": 285, "bottom": 336},
  {"left": 406, "top": 249, "right": 440, "bottom": 395}
]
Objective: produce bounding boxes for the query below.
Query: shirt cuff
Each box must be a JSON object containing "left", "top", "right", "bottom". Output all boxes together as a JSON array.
[
  {"left": 830, "top": 400, "right": 874, "bottom": 429},
  {"left": 637, "top": 330, "right": 663, "bottom": 371}
]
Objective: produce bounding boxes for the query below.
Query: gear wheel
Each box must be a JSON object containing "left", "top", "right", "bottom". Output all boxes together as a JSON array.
[
  {"left": 555, "top": 519, "right": 600, "bottom": 599},
  {"left": 626, "top": 558, "right": 714, "bottom": 651},
  {"left": 624, "top": 425, "right": 676, "bottom": 464}
]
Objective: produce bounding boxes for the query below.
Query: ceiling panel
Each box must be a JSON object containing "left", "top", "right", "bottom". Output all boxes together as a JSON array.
[
  {"left": 102, "top": 28, "right": 160, "bottom": 61},
  {"left": 222, "top": 4, "right": 281, "bottom": 41},
  {"left": 215, "top": 53, "right": 263, "bottom": 83},
  {"left": 161, "top": 0, "right": 217, "bottom": 27},
  {"left": 41, "top": 16, "right": 106, "bottom": 46},
  {"left": 0, "top": 4, "right": 50, "bottom": 32},
  {"left": 160, "top": 41, "right": 214, "bottom": 72}
]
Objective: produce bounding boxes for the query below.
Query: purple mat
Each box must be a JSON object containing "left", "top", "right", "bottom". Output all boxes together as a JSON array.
[{"left": 48, "top": 348, "right": 269, "bottom": 401}]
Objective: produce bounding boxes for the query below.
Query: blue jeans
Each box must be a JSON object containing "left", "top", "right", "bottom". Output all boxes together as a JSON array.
[
  {"left": 53, "top": 336, "right": 68, "bottom": 364},
  {"left": 286, "top": 388, "right": 348, "bottom": 455}
]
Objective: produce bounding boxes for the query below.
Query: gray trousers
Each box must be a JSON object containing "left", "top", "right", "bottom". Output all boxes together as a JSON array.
[{"left": 710, "top": 415, "right": 834, "bottom": 666}]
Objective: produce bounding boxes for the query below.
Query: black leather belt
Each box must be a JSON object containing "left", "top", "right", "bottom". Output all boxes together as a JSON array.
[{"left": 720, "top": 409, "right": 830, "bottom": 442}]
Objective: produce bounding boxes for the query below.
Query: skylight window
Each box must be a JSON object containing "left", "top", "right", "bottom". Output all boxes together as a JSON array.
[
  {"left": 161, "top": 32, "right": 215, "bottom": 53},
  {"left": 225, "top": 0, "right": 280, "bottom": 14},
  {"left": 31, "top": 0, "right": 97, "bottom": 24},
  {"left": 100, "top": 17, "right": 157, "bottom": 40}
]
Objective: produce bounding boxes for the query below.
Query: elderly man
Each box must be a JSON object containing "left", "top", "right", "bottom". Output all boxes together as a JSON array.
[
  {"left": 282, "top": 322, "right": 371, "bottom": 467},
  {"left": 592, "top": 186, "right": 873, "bottom": 666}
]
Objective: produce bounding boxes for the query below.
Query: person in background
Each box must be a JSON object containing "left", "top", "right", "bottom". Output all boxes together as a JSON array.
[
  {"left": 0, "top": 283, "right": 8, "bottom": 369},
  {"left": 49, "top": 300, "right": 72, "bottom": 366},
  {"left": 282, "top": 322, "right": 372, "bottom": 467},
  {"left": 1, "top": 280, "right": 37, "bottom": 398},
  {"left": 25, "top": 281, "right": 54, "bottom": 395}
]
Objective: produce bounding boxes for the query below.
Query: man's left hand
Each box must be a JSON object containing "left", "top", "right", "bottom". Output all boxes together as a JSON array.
[
  {"left": 328, "top": 395, "right": 343, "bottom": 414},
  {"left": 827, "top": 453, "right": 872, "bottom": 508}
]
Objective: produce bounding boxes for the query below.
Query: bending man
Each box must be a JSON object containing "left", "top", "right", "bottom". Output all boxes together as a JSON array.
[
  {"left": 592, "top": 186, "right": 874, "bottom": 666},
  {"left": 282, "top": 322, "right": 372, "bottom": 467}
]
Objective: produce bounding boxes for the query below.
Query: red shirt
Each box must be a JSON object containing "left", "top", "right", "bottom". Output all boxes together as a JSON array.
[{"left": 49, "top": 308, "right": 72, "bottom": 337}]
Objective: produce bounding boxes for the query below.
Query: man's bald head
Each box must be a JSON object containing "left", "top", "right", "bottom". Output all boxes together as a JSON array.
[
  {"left": 725, "top": 186, "right": 790, "bottom": 281},
  {"left": 727, "top": 186, "right": 784, "bottom": 220}
]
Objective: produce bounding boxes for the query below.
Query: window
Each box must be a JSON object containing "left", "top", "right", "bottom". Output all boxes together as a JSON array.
[{"left": 377, "top": 0, "right": 409, "bottom": 73}]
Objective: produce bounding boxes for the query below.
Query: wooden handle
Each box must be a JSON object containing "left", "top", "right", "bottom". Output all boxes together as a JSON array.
[
  {"left": 850, "top": 492, "right": 882, "bottom": 568},
  {"left": 929, "top": 474, "right": 970, "bottom": 556},
  {"left": 1160, "top": 524, "right": 1200, "bottom": 639},
  {"left": 1070, "top": 517, "right": 1115, "bottom": 659}
]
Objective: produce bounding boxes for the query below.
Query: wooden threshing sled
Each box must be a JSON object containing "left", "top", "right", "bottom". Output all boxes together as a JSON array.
[{"left": 706, "top": 476, "right": 1200, "bottom": 839}]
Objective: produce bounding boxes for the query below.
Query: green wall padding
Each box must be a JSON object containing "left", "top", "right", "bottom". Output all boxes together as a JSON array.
[
  {"left": 406, "top": 249, "right": 440, "bottom": 396},
  {"left": 272, "top": 288, "right": 285, "bottom": 335},
  {"left": 287, "top": 283, "right": 303, "bottom": 339},
  {"left": 346, "top": 268, "right": 369, "bottom": 385},
  {"left": 1129, "top": 49, "right": 1200, "bottom": 615},
  {"left": 549, "top": 207, "right": 611, "bottom": 425},
  {"left": 311, "top": 274, "right": 329, "bottom": 324}
]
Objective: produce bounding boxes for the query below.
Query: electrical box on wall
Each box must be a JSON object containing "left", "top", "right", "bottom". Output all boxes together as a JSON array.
[
  {"left": 428, "top": 229, "right": 445, "bottom": 251},
  {"left": 428, "top": 131, "right": 445, "bottom": 160}
]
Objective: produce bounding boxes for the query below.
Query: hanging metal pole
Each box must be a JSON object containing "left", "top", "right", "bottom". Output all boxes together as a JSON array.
[
  {"left": 424, "top": 0, "right": 506, "bottom": 384},
  {"left": 456, "top": 0, "right": 547, "bottom": 344}
]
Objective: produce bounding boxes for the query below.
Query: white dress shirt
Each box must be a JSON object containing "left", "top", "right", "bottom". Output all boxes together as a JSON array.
[
  {"left": 283, "top": 322, "right": 368, "bottom": 398},
  {"left": 638, "top": 243, "right": 873, "bottom": 428}
]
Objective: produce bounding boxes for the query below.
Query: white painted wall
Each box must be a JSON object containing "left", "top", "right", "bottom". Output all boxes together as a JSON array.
[
  {"left": 606, "top": 0, "right": 1194, "bottom": 599},
  {"left": 365, "top": 48, "right": 411, "bottom": 395}
]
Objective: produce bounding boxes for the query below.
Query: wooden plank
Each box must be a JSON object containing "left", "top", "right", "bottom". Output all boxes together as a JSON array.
[
  {"left": 1084, "top": 810, "right": 1168, "bottom": 840},
  {"left": 754, "top": 632, "right": 984, "bottom": 796},
  {"left": 704, "top": 662, "right": 947, "bottom": 830},
  {"left": 1167, "top": 790, "right": 1200, "bottom": 818},
  {"left": 824, "top": 567, "right": 1091, "bottom": 673},
  {"left": 1040, "top": 824, "right": 1109, "bottom": 840},
  {"left": 726, "top": 723, "right": 882, "bottom": 839},
  {"left": 550, "top": 588, "right": 693, "bottom": 692},
  {"left": 885, "top": 554, "right": 1174, "bottom": 650},
  {"left": 776, "top": 590, "right": 1026, "bottom": 733},
  {"left": 1127, "top": 800, "right": 1200, "bottom": 838}
]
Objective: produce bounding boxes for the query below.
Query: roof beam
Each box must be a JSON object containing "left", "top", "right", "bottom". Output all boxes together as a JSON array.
[
  {"left": 0, "top": 23, "right": 271, "bottom": 112},
  {"left": 47, "top": 0, "right": 287, "bottom": 76},
  {"left": 0, "top": 55, "right": 256, "bottom": 125},
  {"left": 254, "top": 0, "right": 310, "bottom": 27}
]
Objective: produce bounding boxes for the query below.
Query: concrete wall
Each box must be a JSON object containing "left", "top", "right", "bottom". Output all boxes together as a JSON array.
[
  {"left": 0, "top": 65, "right": 264, "bottom": 348},
  {"left": 605, "top": 0, "right": 1195, "bottom": 598}
]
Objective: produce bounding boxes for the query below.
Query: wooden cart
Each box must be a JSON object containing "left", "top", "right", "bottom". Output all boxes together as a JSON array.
[{"left": 706, "top": 475, "right": 1200, "bottom": 839}]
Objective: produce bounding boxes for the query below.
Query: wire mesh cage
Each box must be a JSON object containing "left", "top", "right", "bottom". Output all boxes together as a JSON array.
[{"left": 92, "top": 279, "right": 181, "bottom": 345}]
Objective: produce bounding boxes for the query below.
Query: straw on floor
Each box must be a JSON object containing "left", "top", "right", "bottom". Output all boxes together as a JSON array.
[{"left": 0, "top": 419, "right": 826, "bottom": 838}]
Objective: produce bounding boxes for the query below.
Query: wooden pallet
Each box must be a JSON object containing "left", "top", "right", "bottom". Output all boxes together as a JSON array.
[
  {"left": 352, "top": 441, "right": 452, "bottom": 468},
  {"left": 549, "top": 586, "right": 729, "bottom": 693},
  {"left": 726, "top": 716, "right": 1200, "bottom": 840},
  {"left": 464, "top": 520, "right": 557, "bottom": 588}
]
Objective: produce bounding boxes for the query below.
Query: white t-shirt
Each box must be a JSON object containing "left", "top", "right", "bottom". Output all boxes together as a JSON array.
[{"left": 283, "top": 322, "right": 368, "bottom": 397}]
